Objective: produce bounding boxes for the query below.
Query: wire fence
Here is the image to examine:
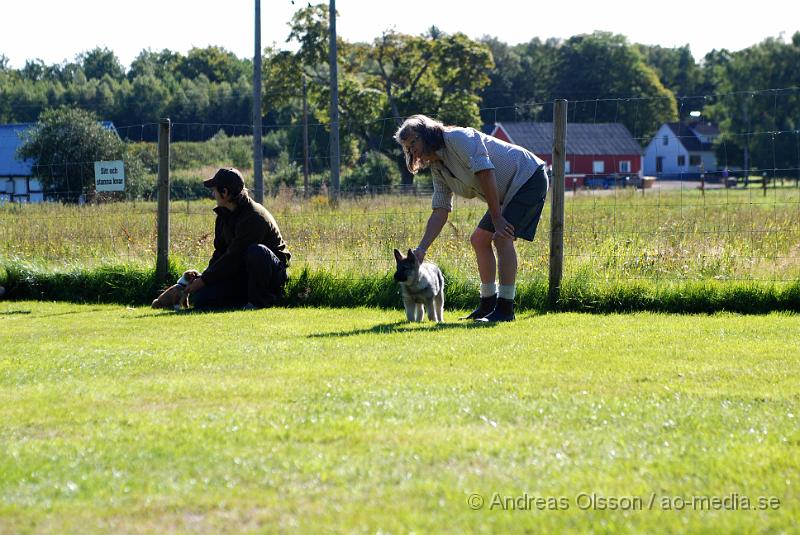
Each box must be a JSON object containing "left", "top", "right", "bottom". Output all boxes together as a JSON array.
[{"left": 1, "top": 89, "right": 799, "bottom": 289}]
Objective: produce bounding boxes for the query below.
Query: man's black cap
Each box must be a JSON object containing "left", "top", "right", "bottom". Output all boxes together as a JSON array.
[{"left": 203, "top": 167, "right": 244, "bottom": 195}]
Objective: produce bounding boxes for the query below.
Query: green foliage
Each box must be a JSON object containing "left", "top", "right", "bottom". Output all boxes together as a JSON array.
[
  {"left": 79, "top": 47, "right": 125, "bottom": 80},
  {"left": 179, "top": 46, "right": 251, "bottom": 83},
  {"left": 267, "top": 150, "right": 302, "bottom": 189},
  {"left": 479, "top": 36, "right": 559, "bottom": 123},
  {"left": 704, "top": 36, "right": 800, "bottom": 172},
  {"left": 1, "top": 262, "right": 179, "bottom": 305},
  {"left": 2, "top": 259, "right": 798, "bottom": 313},
  {"left": 16, "top": 106, "right": 146, "bottom": 202},
  {"left": 278, "top": 8, "right": 495, "bottom": 184},
  {"left": 3, "top": 27, "right": 800, "bottom": 190},
  {"left": 634, "top": 44, "right": 703, "bottom": 105},
  {"left": 129, "top": 130, "right": 253, "bottom": 174},
  {"left": 342, "top": 150, "right": 401, "bottom": 189},
  {"left": 553, "top": 32, "right": 678, "bottom": 140}
]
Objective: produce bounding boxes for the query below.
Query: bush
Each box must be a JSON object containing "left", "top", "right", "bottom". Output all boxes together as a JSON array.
[
  {"left": 342, "top": 151, "right": 402, "bottom": 191},
  {"left": 267, "top": 150, "right": 302, "bottom": 189},
  {"left": 262, "top": 129, "right": 288, "bottom": 159}
]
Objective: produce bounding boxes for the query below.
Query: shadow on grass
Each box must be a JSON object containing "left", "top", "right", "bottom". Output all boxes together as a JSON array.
[
  {"left": 128, "top": 305, "right": 257, "bottom": 319},
  {"left": 308, "top": 319, "right": 498, "bottom": 338},
  {"left": 0, "top": 309, "right": 32, "bottom": 315},
  {"left": 33, "top": 308, "right": 107, "bottom": 318}
]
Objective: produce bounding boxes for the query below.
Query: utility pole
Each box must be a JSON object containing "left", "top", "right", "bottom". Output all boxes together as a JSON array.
[
  {"left": 253, "top": 0, "right": 264, "bottom": 202},
  {"left": 328, "top": 0, "right": 340, "bottom": 202}
]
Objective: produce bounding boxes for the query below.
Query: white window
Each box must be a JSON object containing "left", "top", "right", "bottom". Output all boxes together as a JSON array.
[
  {"left": 619, "top": 161, "right": 631, "bottom": 173},
  {"left": 565, "top": 160, "right": 571, "bottom": 174},
  {"left": 593, "top": 161, "right": 605, "bottom": 174}
]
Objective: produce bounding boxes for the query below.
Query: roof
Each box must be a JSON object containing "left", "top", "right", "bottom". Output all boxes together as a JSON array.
[
  {"left": 688, "top": 121, "right": 719, "bottom": 137},
  {"left": 0, "top": 121, "right": 118, "bottom": 177},
  {"left": 0, "top": 124, "right": 35, "bottom": 176},
  {"left": 666, "top": 122, "right": 717, "bottom": 152},
  {"left": 494, "top": 122, "right": 642, "bottom": 155}
]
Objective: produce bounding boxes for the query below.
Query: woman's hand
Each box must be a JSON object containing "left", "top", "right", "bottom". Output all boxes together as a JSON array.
[
  {"left": 186, "top": 277, "right": 206, "bottom": 294},
  {"left": 492, "top": 215, "right": 515, "bottom": 240}
]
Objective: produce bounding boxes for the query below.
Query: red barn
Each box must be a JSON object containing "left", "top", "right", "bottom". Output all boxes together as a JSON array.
[{"left": 491, "top": 122, "right": 643, "bottom": 189}]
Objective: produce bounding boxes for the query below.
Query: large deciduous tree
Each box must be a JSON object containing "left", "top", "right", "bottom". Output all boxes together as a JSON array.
[
  {"left": 552, "top": 32, "right": 678, "bottom": 140},
  {"left": 273, "top": 4, "right": 494, "bottom": 183}
]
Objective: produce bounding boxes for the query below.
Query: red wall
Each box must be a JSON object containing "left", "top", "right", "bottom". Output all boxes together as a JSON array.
[
  {"left": 493, "top": 128, "right": 512, "bottom": 143},
  {"left": 491, "top": 127, "right": 641, "bottom": 180},
  {"left": 538, "top": 154, "right": 641, "bottom": 175}
]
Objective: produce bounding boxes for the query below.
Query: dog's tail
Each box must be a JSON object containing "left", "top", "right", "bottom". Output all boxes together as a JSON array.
[{"left": 437, "top": 269, "right": 445, "bottom": 296}]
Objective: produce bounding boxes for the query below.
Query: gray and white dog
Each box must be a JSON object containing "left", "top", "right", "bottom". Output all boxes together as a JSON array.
[{"left": 393, "top": 248, "right": 445, "bottom": 322}]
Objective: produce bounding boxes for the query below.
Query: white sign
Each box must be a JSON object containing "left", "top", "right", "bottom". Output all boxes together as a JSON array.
[{"left": 94, "top": 160, "right": 125, "bottom": 192}]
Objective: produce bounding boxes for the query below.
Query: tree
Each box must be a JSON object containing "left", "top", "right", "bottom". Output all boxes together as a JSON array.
[
  {"left": 479, "top": 36, "right": 559, "bottom": 123},
  {"left": 21, "top": 59, "right": 47, "bottom": 82},
  {"left": 128, "top": 48, "right": 183, "bottom": 82},
  {"left": 635, "top": 46, "right": 701, "bottom": 95},
  {"left": 704, "top": 35, "right": 800, "bottom": 174},
  {"left": 179, "top": 46, "right": 251, "bottom": 84},
  {"left": 553, "top": 32, "right": 678, "bottom": 140},
  {"left": 17, "top": 106, "right": 145, "bottom": 201},
  {"left": 278, "top": 5, "right": 494, "bottom": 183},
  {"left": 79, "top": 47, "right": 125, "bottom": 80}
]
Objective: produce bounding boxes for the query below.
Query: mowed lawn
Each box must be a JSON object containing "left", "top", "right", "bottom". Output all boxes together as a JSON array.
[{"left": 1, "top": 302, "right": 798, "bottom": 533}]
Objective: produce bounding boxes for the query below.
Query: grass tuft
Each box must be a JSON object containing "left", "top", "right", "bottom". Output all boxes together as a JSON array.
[{"left": 1, "top": 260, "right": 798, "bottom": 314}]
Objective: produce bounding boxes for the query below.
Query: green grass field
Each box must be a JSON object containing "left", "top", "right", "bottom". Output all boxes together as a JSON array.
[{"left": 1, "top": 302, "right": 798, "bottom": 533}]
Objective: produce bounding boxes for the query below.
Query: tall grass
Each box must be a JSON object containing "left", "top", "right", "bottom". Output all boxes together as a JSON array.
[
  {"left": 2, "top": 182, "right": 799, "bottom": 313},
  {"left": 3, "top": 185, "right": 798, "bottom": 280}
]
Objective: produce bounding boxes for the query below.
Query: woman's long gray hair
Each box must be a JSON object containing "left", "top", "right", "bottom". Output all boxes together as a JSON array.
[{"left": 394, "top": 114, "right": 446, "bottom": 174}]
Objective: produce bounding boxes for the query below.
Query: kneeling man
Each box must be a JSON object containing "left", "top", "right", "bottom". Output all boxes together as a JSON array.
[{"left": 187, "top": 167, "right": 291, "bottom": 310}]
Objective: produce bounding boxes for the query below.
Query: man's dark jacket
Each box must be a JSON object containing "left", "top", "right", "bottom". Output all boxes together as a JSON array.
[{"left": 201, "top": 195, "right": 290, "bottom": 285}]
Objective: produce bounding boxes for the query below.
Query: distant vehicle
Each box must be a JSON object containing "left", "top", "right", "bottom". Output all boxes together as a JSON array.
[{"left": 584, "top": 174, "right": 641, "bottom": 189}]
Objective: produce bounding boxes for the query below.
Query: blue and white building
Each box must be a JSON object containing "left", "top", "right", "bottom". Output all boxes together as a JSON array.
[
  {"left": 643, "top": 122, "right": 720, "bottom": 179},
  {"left": 0, "top": 123, "right": 43, "bottom": 203}
]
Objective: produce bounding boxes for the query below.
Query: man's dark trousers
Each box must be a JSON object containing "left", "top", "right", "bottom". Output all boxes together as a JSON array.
[{"left": 192, "top": 244, "right": 287, "bottom": 310}]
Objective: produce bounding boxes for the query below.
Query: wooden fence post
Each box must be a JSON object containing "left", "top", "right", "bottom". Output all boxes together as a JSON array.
[
  {"left": 156, "top": 118, "right": 171, "bottom": 285},
  {"left": 549, "top": 100, "right": 567, "bottom": 308}
]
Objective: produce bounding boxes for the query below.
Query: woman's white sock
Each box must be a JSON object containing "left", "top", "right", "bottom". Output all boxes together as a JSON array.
[
  {"left": 480, "top": 282, "right": 497, "bottom": 297},
  {"left": 499, "top": 284, "right": 516, "bottom": 300}
]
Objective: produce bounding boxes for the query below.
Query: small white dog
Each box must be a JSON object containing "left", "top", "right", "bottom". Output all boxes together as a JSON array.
[{"left": 393, "top": 248, "right": 445, "bottom": 322}]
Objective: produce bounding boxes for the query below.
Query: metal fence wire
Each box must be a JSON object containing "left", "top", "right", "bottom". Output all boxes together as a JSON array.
[{"left": 1, "top": 92, "right": 799, "bottom": 289}]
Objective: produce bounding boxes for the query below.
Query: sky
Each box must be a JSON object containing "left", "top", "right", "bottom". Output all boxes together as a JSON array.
[{"left": 1, "top": 0, "right": 796, "bottom": 69}]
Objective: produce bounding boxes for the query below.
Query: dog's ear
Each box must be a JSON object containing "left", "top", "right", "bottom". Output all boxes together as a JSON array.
[
  {"left": 393, "top": 248, "right": 403, "bottom": 263},
  {"left": 407, "top": 248, "right": 417, "bottom": 264}
]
